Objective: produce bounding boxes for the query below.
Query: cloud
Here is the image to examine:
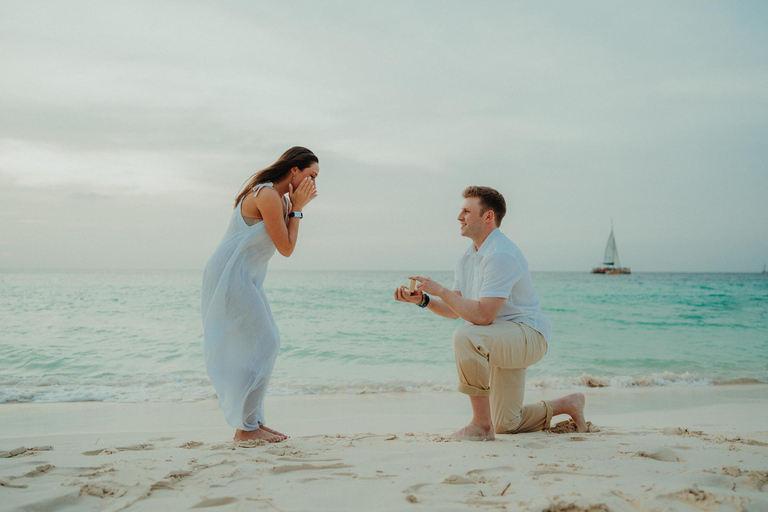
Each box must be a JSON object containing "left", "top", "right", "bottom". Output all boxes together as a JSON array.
[{"left": 0, "top": 1, "right": 767, "bottom": 271}]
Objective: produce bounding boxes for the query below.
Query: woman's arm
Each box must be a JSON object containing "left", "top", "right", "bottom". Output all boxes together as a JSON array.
[{"left": 256, "top": 179, "right": 316, "bottom": 257}]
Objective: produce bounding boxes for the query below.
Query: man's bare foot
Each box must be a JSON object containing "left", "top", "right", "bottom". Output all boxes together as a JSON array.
[
  {"left": 552, "top": 392, "right": 587, "bottom": 433},
  {"left": 233, "top": 428, "right": 284, "bottom": 443},
  {"left": 451, "top": 423, "right": 495, "bottom": 441},
  {"left": 260, "top": 425, "right": 288, "bottom": 440}
]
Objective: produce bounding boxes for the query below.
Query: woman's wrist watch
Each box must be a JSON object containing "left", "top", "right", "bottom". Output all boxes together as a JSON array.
[{"left": 288, "top": 211, "right": 303, "bottom": 219}]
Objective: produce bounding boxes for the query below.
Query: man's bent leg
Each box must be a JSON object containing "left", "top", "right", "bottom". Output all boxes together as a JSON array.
[
  {"left": 452, "top": 325, "right": 495, "bottom": 440},
  {"left": 488, "top": 323, "right": 551, "bottom": 434},
  {"left": 452, "top": 324, "right": 492, "bottom": 397},
  {"left": 490, "top": 365, "right": 553, "bottom": 434}
]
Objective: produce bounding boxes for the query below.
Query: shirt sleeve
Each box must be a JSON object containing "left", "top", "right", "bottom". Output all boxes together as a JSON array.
[
  {"left": 479, "top": 252, "right": 523, "bottom": 299},
  {"left": 452, "top": 258, "right": 463, "bottom": 293}
]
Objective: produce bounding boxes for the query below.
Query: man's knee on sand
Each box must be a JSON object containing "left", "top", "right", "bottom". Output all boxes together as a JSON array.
[{"left": 492, "top": 413, "right": 523, "bottom": 434}]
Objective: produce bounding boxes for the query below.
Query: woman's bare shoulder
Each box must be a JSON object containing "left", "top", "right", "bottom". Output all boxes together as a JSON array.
[{"left": 242, "top": 185, "right": 281, "bottom": 217}]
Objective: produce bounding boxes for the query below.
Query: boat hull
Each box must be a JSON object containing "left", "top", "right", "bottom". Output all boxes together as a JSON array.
[{"left": 591, "top": 267, "right": 631, "bottom": 274}]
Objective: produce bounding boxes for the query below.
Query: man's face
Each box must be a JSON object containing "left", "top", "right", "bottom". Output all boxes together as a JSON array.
[{"left": 457, "top": 197, "right": 487, "bottom": 238}]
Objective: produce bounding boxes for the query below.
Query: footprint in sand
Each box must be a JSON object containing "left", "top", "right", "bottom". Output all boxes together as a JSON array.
[
  {"left": 22, "top": 464, "right": 55, "bottom": 478},
  {"left": 668, "top": 486, "right": 747, "bottom": 509},
  {"left": 191, "top": 497, "right": 239, "bottom": 508},
  {"left": 116, "top": 443, "right": 154, "bottom": 451},
  {"left": 720, "top": 466, "right": 768, "bottom": 491},
  {"left": 0, "top": 446, "right": 53, "bottom": 458},
  {"left": 269, "top": 462, "right": 350, "bottom": 474},
  {"left": 0, "top": 479, "right": 28, "bottom": 489},
  {"left": 210, "top": 440, "right": 266, "bottom": 450},
  {"left": 403, "top": 483, "right": 430, "bottom": 494},
  {"left": 539, "top": 500, "right": 612, "bottom": 511},
  {"left": 634, "top": 448, "right": 685, "bottom": 462},
  {"left": 179, "top": 441, "right": 204, "bottom": 449},
  {"left": 265, "top": 445, "right": 311, "bottom": 457},
  {"left": 2, "top": 464, "right": 57, "bottom": 482},
  {"left": 82, "top": 449, "right": 116, "bottom": 456},
  {"left": 519, "top": 441, "right": 549, "bottom": 450},
  {"left": 443, "top": 474, "right": 477, "bottom": 485},
  {"left": 79, "top": 482, "right": 125, "bottom": 498},
  {"left": 83, "top": 443, "right": 154, "bottom": 456},
  {"left": 466, "top": 466, "right": 517, "bottom": 484}
]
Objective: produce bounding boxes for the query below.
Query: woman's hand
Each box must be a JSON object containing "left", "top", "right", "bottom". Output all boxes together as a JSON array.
[
  {"left": 288, "top": 177, "right": 317, "bottom": 212},
  {"left": 394, "top": 286, "right": 423, "bottom": 304}
]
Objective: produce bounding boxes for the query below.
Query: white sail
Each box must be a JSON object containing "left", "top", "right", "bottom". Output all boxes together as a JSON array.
[{"left": 603, "top": 230, "right": 616, "bottom": 266}]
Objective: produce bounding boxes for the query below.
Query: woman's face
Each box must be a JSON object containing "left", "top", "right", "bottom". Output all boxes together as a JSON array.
[{"left": 291, "top": 162, "right": 319, "bottom": 188}]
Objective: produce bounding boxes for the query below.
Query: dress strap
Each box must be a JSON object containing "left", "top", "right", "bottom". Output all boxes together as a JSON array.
[{"left": 252, "top": 182, "right": 273, "bottom": 196}]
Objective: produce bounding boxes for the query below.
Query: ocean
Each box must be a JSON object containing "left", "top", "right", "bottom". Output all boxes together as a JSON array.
[{"left": 1, "top": 270, "right": 766, "bottom": 404}]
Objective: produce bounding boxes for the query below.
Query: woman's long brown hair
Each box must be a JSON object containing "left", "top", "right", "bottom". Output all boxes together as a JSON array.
[{"left": 234, "top": 147, "right": 318, "bottom": 208}]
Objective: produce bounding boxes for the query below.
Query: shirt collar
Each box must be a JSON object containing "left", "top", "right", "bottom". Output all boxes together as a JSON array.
[{"left": 473, "top": 228, "right": 500, "bottom": 260}]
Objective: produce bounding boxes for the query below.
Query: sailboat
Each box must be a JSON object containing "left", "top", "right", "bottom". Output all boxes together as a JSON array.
[{"left": 591, "top": 223, "right": 631, "bottom": 274}]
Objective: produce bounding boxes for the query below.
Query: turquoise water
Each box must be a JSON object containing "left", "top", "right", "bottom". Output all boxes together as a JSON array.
[{"left": 1, "top": 270, "right": 766, "bottom": 403}]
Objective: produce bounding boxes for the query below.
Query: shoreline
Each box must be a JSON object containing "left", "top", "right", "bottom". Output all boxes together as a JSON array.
[
  {"left": 2, "top": 385, "right": 767, "bottom": 510},
  {"left": 2, "top": 384, "right": 768, "bottom": 439}
]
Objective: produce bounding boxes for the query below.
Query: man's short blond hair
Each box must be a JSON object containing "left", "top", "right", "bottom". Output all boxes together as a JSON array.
[{"left": 462, "top": 186, "right": 506, "bottom": 226}]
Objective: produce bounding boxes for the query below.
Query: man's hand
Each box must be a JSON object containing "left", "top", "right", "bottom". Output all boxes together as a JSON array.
[
  {"left": 394, "top": 278, "right": 461, "bottom": 319},
  {"left": 410, "top": 276, "right": 448, "bottom": 297},
  {"left": 394, "top": 286, "right": 422, "bottom": 304}
]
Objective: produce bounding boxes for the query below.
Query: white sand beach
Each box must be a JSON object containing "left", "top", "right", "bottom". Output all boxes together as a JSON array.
[{"left": 2, "top": 385, "right": 767, "bottom": 511}]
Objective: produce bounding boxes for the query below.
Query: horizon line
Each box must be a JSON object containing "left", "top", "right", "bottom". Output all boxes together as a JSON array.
[{"left": 1, "top": 268, "right": 766, "bottom": 274}]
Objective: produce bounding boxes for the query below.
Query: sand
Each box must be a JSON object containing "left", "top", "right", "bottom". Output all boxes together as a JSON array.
[{"left": 1, "top": 385, "right": 767, "bottom": 511}]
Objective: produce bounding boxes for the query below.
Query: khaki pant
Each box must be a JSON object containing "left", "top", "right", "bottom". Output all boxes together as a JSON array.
[{"left": 453, "top": 321, "right": 552, "bottom": 434}]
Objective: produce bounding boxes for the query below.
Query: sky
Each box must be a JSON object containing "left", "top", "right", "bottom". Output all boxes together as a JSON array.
[{"left": 1, "top": 1, "right": 767, "bottom": 272}]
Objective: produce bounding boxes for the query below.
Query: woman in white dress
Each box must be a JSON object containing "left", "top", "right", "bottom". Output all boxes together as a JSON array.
[{"left": 201, "top": 147, "right": 318, "bottom": 443}]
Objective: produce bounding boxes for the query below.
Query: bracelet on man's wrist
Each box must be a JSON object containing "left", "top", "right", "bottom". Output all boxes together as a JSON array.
[{"left": 417, "top": 293, "right": 430, "bottom": 308}]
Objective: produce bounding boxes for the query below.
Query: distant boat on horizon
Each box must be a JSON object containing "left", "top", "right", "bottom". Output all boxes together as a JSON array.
[{"left": 591, "top": 223, "right": 631, "bottom": 275}]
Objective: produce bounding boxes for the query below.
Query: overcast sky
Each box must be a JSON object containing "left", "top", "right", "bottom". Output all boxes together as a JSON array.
[{"left": 1, "top": 1, "right": 767, "bottom": 272}]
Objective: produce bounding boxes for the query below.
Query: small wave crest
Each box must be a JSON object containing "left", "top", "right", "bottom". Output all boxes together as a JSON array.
[
  {"left": 2, "top": 373, "right": 766, "bottom": 404},
  {"left": 528, "top": 372, "right": 767, "bottom": 389},
  {"left": 268, "top": 380, "right": 456, "bottom": 396},
  {"left": 0, "top": 375, "right": 216, "bottom": 404}
]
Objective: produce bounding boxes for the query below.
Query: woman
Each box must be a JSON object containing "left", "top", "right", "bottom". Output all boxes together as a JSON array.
[{"left": 201, "top": 146, "right": 318, "bottom": 443}]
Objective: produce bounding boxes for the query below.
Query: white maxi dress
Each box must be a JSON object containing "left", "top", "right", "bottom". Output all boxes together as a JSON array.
[{"left": 201, "top": 183, "right": 284, "bottom": 431}]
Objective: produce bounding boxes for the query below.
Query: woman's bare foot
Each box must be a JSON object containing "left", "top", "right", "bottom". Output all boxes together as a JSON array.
[
  {"left": 551, "top": 392, "right": 587, "bottom": 432},
  {"left": 234, "top": 428, "right": 284, "bottom": 443},
  {"left": 450, "top": 422, "right": 495, "bottom": 441},
  {"left": 260, "top": 425, "right": 288, "bottom": 440}
]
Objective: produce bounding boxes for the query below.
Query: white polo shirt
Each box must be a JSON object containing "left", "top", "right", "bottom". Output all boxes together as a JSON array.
[{"left": 452, "top": 228, "right": 552, "bottom": 342}]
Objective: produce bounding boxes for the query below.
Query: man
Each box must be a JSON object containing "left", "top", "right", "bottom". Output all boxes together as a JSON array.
[{"left": 394, "top": 186, "right": 588, "bottom": 440}]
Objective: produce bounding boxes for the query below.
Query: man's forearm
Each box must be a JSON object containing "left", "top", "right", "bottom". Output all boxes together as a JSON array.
[
  {"left": 424, "top": 296, "right": 460, "bottom": 319},
  {"left": 436, "top": 288, "right": 493, "bottom": 325}
]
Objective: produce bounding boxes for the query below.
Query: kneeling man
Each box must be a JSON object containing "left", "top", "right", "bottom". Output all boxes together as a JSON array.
[{"left": 395, "top": 186, "right": 588, "bottom": 440}]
